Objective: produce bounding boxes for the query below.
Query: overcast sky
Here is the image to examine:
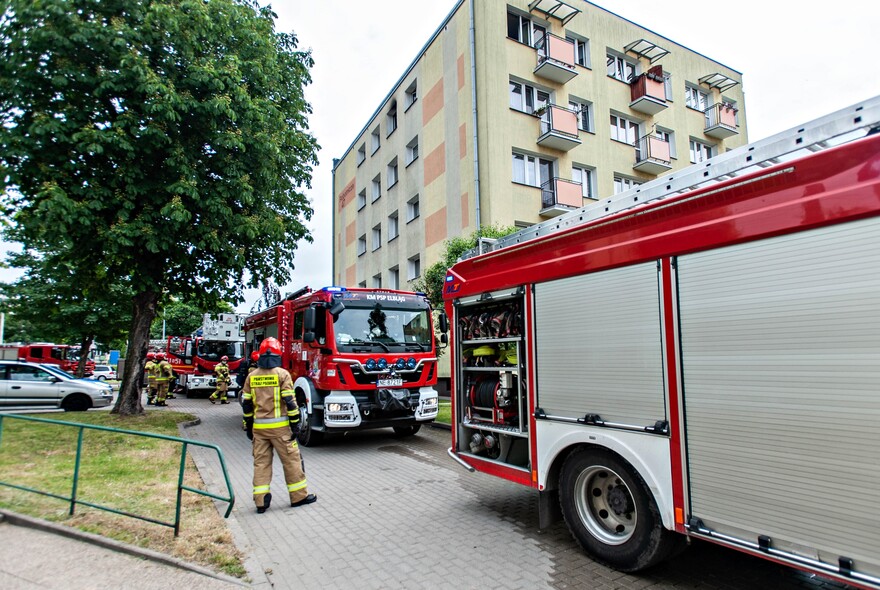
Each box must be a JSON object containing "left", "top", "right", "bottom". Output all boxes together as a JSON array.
[{"left": 2, "top": 0, "right": 877, "bottom": 314}]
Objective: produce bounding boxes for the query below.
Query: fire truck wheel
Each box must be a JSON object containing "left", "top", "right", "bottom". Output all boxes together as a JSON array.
[
  {"left": 61, "top": 393, "right": 91, "bottom": 412},
  {"left": 392, "top": 424, "right": 422, "bottom": 437},
  {"left": 559, "top": 448, "right": 680, "bottom": 572},
  {"left": 296, "top": 411, "right": 324, "bottom": 447}
]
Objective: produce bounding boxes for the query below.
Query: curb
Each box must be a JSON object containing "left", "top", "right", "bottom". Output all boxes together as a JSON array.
[{"left": 0, "top": 509, "right": 247, "bottom": 587}]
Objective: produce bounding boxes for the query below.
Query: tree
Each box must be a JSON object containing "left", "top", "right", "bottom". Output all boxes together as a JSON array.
[
  {"left": 0, "top": 248, "right": 132, "bottom": 376},
  {"left": 410, "top": 225, "right": 518, "bottom": 308},
  {"left": 149, "top": 299, "right": 234, "bottom": 338},
  {"left": 0, "top": 0, "right": 319, "bottom": 415}
]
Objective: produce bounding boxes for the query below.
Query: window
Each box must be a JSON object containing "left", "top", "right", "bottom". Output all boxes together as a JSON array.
[
  {"left": 388, "top": 211, "right": 399, "bottom": 241},
  {"left": 566, "top": 34, "right": 590, "bottom": 67},
  {"left": 405, "top": 80, "right": 418, "bottom": 109},
  {"left": 568, "top": 99, "right": 593, "bottom": 132},
  {"left": 512, "top": 152, "right": 553, "bottom": 188},
  {"left": 654, "top": 127, "right": 676, "bottom": 158},
  {"left": 357, "top": 189, "right": 366, "bottom": 210},
  {"left": 356, "top": 144, "right": 366, "bottom": 166},
  {"left": 614, "top": 176, "right": 642, "bottom": 194},
  {"left": 507, "top": 11, "right": 546, "bottom": 47},
  {"left": 664, "top": 73, "right": 673, "bottom": 101},
  {"left": 386, "top": 101, "right": 398, "bottom": 137},
  {"left": 372, "top": 224, "right": 381, "bottom": 251},
  {"left": 371, "top": 126, "right": 381, "bottom": 153},
  {"left": 406, "top": 195, "right": 420, "bottom": 222},
  {"left": 357, "top": 235, "right": 367, "bottom": 256},
  {"left": 610, "top": 114, "right": 639, "bottom": 145},
  {"left": 387, "top": 158, "right": 398, "bottom": 188},
  {"left": 689, "top": 139, "right": 713, "bottom": 163},
  {"left": 509, "top": 80, "right": 550, "bottom": 114},
  {"left": 371, "top": 175, "right": 381, "bottom": 202},
  {"left": 372, "top": 273, "right": 382, "bottom": 288},
  {"left": 572, "top": 166, "right": 595, "bottom": 199},
  {"left": 606, "top": 53, "right": 635, "bottom": 83},
  {"left": 685, "top": 85, "right": 709, "bottom": 111},
  {"left": 358, "top": 281, "right": 367, "bottom": 288},
  {"left": 406, "top": 136, "right": 419, "bottom": 165},
  {"left": 389, "top": 266, "right": 400, "bottom": 289},
  {"left": 408, "top": 255, "right": 421, "bottom": 280}
]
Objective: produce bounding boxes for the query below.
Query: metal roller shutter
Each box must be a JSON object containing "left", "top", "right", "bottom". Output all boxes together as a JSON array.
[{"left": 679, "top": 217, "right": 880, "bottom": 576}]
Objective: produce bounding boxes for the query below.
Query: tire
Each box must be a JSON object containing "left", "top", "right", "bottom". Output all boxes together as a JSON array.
[
  {"left": 392, "top": 424, "right": 422, "bottom": 437},
  {"left": 97, "top": 376, "right": 106, "bottom": 381},
  {"left": 61, "top": 393, "right": 92, "bottom": 412},
  {"left": 296, "top": 410, "right": 324, "bottom": 447},
  {"left": 559, "top": 448, "right": 682, "bottom": 572}
]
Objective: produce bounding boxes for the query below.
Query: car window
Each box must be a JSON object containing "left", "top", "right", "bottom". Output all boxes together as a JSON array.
[
  {"left": 96, "top": 366, "right": 109, "bottom": 371},
  {"left": 8, "top": 365, "right": 56, "bottom": 382}
]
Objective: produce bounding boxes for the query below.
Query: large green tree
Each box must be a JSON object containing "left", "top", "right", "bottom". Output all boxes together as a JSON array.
[{"left": 0, "top": 0, "right": 319, "bottom": 414}]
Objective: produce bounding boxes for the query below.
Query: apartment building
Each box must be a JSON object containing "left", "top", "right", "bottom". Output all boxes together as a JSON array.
[{"left": 332, "top": 0, "right": 746, "bottom": 292}]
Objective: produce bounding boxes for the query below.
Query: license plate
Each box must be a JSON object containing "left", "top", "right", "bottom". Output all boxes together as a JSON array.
[{"left": 377, "top": 378, "right": 403, "bottom": 387}]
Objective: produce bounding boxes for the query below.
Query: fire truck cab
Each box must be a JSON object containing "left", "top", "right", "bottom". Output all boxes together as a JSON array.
[{"left": 243, "top": 286, "right": 442, "bottom": 446}]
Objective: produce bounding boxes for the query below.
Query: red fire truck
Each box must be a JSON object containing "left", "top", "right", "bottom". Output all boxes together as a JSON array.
[
  {"left": 443, "top": 95, "right": 880, "bottom": 587},
  {"left": 0, "top": 343, "right": 95, "bottom": 376},
  {"left": 243, "top": 286, "right": 442, "bottom": 446},
  {"left": 161, "top": 313, "right": 246, "bottom": 396}
]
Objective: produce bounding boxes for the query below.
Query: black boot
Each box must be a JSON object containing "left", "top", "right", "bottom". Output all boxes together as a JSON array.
[{"left": 257, "top": 493, "right": 272, "bottom": 514}]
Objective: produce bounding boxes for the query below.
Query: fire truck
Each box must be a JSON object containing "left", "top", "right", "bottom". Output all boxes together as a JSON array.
[
  {"left": 443, "top": 95, "right": 880, "bottom": 587},
  {"left": 0, "top": 343, "right": 95, "bottom": 376},
  {"left": 243, "top": 286, "right": 441, "bottom": 446},
  {"left": 161, "top": 313, "right": 246, "bottom": 397}
]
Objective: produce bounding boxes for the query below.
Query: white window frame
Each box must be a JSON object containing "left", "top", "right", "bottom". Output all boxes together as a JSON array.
[
  {"left": 406, "top": 136, "right": 419, "bottom": 165},
  {"left": 507, "top": 11, "right": 546, "bottom": 48},
  {"left": 357, "top": 189, "right": 366, "bottom": 210},
  {"left": 512, "top": 151, "right": 553, "bottom": 188},
  {"left": 689, "top": 139, "right": 714, "bottom": 163},
  {"left": 614, "top": 175, "right": 642, "bottom": 194},
  {"left": 572, "top": 165, "right": 595, "bottom": 199},
  {"left": 371, "top": 175, "right": 381, "bottom": 202},
  {"left": 509, "top": 79, "right": 550, "bottom": 114},
  {"left": 606, "top": 52, "right": 636, "bottom": 83},
  {"left": 356, "top": 144, "right": 366, "bottom": 166},
  {"left": 407, "top": 255, "right": 421, "bottom": 280},
  {"left": 358, "top": 281, "right": 367, "bottom": 288},
  {"left": 685, "top": 85, "right": 709, "bottom": 112},
  {"left": 610, "top": 113, "right": 639, "bottom": 145},
  {"left": 568, "top": 98, "right": 593, "bottom": 132},
  {"left": 386, "top": 101, "right": 398, "bottom": 137},
  {"left": 406, "top": 195, "right": 420, "bottom": 222},
  {"left": 372, "top": 224, "right": 381, "bottom": 251},
  {"left": 566, "top": 34, "right": 590, "bottom": 68},
  {"left": 371, "top": 127, "right": 381, "bottom": 154},
  {"left": 389, "top": 266, "right": 400, "bottom": 289},
  {"left": 372, "top": 274, "right": 382, "bottom": 288},
  {"left": 388, "top": 211, "right": 399, "bottom": 241},
  {"left": 387, "top": 158, "right": 398, "bottom": 189},
  {"left": 357, "top": 235, "right": 367, "bottom": 256},
  {"left": 404, "top": 80, "right": 417, "bottom": 110}
]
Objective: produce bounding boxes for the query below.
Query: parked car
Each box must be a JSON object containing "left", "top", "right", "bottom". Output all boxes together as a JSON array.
[
  {"left": 0, "top": 360, "right": 114, "bottom": 412},
  {"left": 88, "top": 365, "right": 117, "bottom": 381}
]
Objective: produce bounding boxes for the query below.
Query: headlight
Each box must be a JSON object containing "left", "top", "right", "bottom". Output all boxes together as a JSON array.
[
  {"left": 327, "top": 403, "right": 352, "bottom": 413},
  {"left": 422, "top": 397, "right": 438, "bottom": 408}
]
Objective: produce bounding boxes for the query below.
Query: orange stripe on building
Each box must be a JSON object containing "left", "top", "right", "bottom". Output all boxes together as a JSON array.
[
  {"left": 459, "top": 123, "right": 467, "bottom": 159},
  {"left": 337, "top": 178, "right": 356, "bottom": 211},
  {"left": 345, "top": 220, "right": 356, "bottom": 246},
  {"left": 457, "top": 54, "right": 465, "bottom": 90},
  {"left": 424, "top": 143, "right": 446, "bottom": 187},
  {"left": 425, "top": 207, "right": 447, "bottom": 248},
  {"left": 346, "top": 264, "right": 356, "bottom": 287},
  {"left": 422, "top": 78, "right": 444, "bottom": 126}
]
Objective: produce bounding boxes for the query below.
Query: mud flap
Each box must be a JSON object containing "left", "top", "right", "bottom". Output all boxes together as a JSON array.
[{"left": 538, "top": 489, "right": 561, "bottom": 530}]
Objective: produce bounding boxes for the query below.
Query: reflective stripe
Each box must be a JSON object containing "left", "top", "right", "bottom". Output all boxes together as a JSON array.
[
  {"left": 254, "top": 417, "right": 290, "bottom": 425},
  {"left": 287, "top": 480, "right": 307, "bottom": 492},
  {"left": 242, "top": 393, "right": 253, "bottom": 400},
  {"left": 253, "top": 485, "right": 270, "bottom": 494},
  {"left": 243, "top": 411, "right": 254, "bottom": 418},
  {"left": 253, "top": 422, "right": 289, "bottom": 430}
]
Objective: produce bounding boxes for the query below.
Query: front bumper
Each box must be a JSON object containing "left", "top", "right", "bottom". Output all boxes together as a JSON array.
[{"left": 322, "top": 387, "right": 439, "bottom": 429}]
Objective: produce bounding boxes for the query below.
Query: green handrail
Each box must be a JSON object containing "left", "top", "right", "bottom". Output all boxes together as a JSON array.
[{"left": 0, "top": 413, "right": 235, "bottom": 536}]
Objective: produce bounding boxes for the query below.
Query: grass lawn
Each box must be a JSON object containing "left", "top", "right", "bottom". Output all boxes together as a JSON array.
[
  {"left": 436, "top": 400, "right": 451, "bottom": 425},
  {"left": 0, "top": 411, "right": 246, "bottom": 578}
]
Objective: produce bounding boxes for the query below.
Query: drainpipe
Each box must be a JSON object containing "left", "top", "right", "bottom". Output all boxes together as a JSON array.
[
  {"left": 469, "top": 0, "right": 481, "bottom": 230},
  {"left": 331, "top": 158, "right": 339, "bottom": 284}
]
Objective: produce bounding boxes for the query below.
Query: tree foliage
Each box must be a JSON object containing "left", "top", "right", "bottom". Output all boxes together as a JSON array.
[
  {"left": 149, "top": 299, "right": 234, "bottom": 338},
  {"left": 410, "top": 225, "right": 518, "bottom": 308},
  {"left": 0, "top": 0, "right": 319, "bottom": 413}
]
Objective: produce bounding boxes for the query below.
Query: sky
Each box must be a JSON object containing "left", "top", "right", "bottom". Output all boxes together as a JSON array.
[{"left": 2, "top": 0, "right": 878, "bottom": 314}]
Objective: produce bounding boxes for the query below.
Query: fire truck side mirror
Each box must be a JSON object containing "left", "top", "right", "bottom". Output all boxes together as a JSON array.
[
  {"left": 328, "top": 300, "right": 345, "bottom": 318},
  {"left": 303, "top": 307, "right": 316, "bottom": 343},
  {"left": 438, "top": 312, "right": 449, "bottom": 334}
]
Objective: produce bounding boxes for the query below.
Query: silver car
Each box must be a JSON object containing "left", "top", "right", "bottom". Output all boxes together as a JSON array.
[{"left": 0, "top": 360, "right": 114, "bottom": 412}]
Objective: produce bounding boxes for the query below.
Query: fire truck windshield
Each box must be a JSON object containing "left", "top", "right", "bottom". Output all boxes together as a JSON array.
[
  {"left": 197, "top": 340, "right": 244, "bottom": 361},
  {"left": 333, "top": 304, "right": 432, "bottom": 351}
]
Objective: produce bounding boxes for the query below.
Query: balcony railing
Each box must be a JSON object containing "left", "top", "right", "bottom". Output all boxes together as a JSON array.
[
  {"left": 534, "top": 33, "right": 577, "bottom": 83},
  {"left": 704, "top": 102, "right": 739, "bottom": 139},
  {"left": 633, "top": 134, "right": 672, "bottom": 175},
  {"left": 629, "top": 72, "right": 667, "bottom": 115},
  {"left": 540, "top": 177, "right": 584, "bottom": 217},
  {"left": 536, "top": 104, "right": 581, "bottom": 151}
]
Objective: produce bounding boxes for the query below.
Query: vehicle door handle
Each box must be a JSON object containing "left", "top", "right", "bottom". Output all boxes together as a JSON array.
[{"left": 11, "top": 386, "right": 21, "bottom": 389}]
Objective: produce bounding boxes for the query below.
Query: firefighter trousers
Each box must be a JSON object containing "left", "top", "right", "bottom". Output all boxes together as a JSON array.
[
  {"left": 210, "top": 381, "right": 228, "bottom": 402},
  {"left": 252, "top": 429, "right": 308, "bottom": 507},
  {"left": 156, "top": 381, "right": 169, "bottom": 404}
]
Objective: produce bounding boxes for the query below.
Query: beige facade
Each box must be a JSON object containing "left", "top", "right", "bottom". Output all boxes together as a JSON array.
[{"left": 332, "top": 0, "right": 747, "bottom": 293}]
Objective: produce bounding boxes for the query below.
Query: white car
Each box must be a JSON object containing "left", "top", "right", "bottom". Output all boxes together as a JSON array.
[
  {"left": 0, "top": 360, "right": 114, "bottom": 411},
  {"left": 89, "top": 365, "right": 117, "bottom": 381}
]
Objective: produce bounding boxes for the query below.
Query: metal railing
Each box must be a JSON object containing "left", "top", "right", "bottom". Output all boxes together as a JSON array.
[{"left": 0, "top": 413, "right": 235, "bottom": 536}]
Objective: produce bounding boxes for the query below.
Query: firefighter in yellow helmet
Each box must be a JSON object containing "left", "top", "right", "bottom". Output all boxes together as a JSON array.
[
  {"left": 209, "top": 355, "right": 231, "bottom": 404},
  {"left": 242, "top": 337, "right": 316, "bottom": 513},
  {"left": 145, "top": 352, "right": 158, "bottom": 405},
  {"left": 154, "top": 352, "right": 173, "bottom": 406}
]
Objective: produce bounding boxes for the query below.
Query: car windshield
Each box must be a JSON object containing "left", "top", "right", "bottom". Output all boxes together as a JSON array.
[
  {"left": 332, "top": 304, "right": 433, "bottom": 351},
  {"left": 39, "top": 364, "right": 74, "bottom": 379}
]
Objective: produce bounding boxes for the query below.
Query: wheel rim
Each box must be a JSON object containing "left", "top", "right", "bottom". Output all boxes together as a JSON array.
[{"left": 573, "top": 465, "right": 637, "bottom": 545}]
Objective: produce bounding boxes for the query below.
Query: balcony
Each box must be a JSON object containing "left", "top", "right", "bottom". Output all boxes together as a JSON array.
[
  {"left": 629, "top": 72, "right": 667, "bottom": 115},
  {"left": 534, "top": 33, "right": 577, "bottom": 84},
  {"left": 536, "top": 104, "right": 581, "bottom": 151},
  {"left": 704, "top": 102, "right": 739, "bottom": 139},
  {"left": 540, "top": 177, "right": 584, "bottom": 217},
  {"left": 633, "top": 134, "right": 672, "bottom": 175}
]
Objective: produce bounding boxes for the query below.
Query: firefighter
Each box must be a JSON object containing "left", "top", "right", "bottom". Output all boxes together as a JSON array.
[
  {"left": 209, "top": 355, "right": 232, "bottom": 404},
  {"left": 242, "top": 337, "right": 316, "bottom": 513},
  {"left": 154, "top": 352, "right": 174, "bottom": 406},
  {"left": 145, "top": 352, "right": 158, "bottom": 405}
]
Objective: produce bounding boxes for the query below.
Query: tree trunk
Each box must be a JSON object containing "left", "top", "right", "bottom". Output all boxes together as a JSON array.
[
  {"left": 112, "top": 290, "right": 158, "bottom": 416},
  {"left": 76, "top": 335, "right": 94, "bottom": 378}
]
